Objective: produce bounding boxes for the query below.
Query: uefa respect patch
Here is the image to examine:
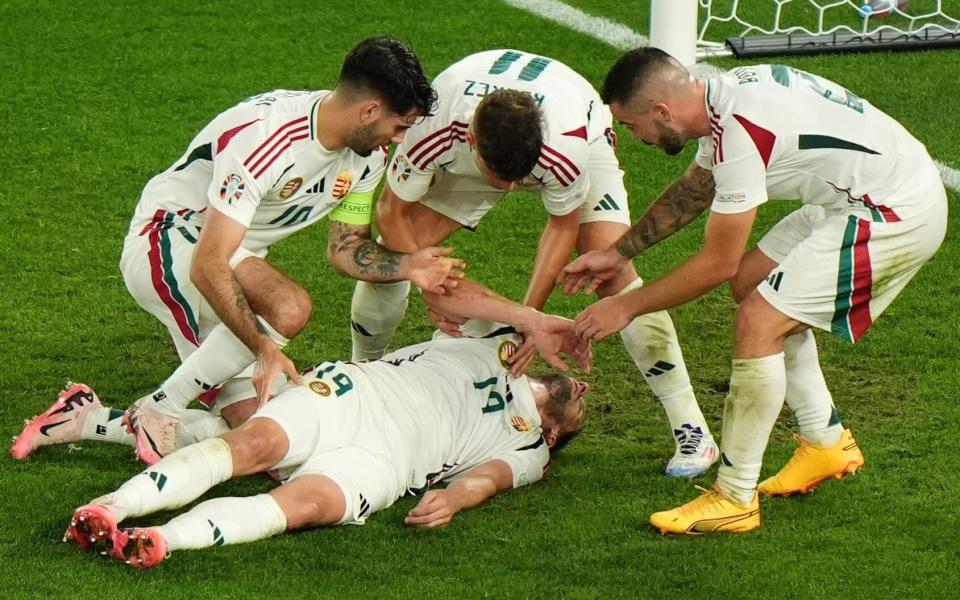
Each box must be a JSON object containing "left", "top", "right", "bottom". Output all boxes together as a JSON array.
[{"left": 219, "top": 173, "right": 245, "bottom": 204}]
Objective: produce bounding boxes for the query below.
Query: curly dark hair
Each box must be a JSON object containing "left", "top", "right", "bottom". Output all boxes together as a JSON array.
[
  {"left": 473, "top": 89, "right": 544, "bottom": 182},
  {"left": 339, "top": 37, "right": 438, "bottom": 117},
  {"left": 601, "top": 46, "right": 677, "bottom": 106}
]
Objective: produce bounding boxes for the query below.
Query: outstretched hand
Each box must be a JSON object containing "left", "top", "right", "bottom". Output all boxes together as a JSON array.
[
  {"left": 404, "top": 489, "right": 460, "bottom": 528},
  {"left": 558, "top": 248, "right": 628, "bottom": 296},
  {"left": 573, "top": 295, "right": 634, "bottom": 343},
  {"left": 252, "top": 340, "right": 303, "bottom": 408},
  {"left": 508, "top": 312, "right": 592, "bottom": 378},
  {"left": 404, "top": 246, "right": 466, "bottom": 294}
]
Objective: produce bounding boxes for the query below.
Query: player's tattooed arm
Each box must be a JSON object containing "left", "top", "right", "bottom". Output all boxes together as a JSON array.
[
  {"left": 327, "top": 220, "right": 403, "bottom": 280},
  {"left": 615, "top": 161, "right": 715, "bottom": 259},
  {"left": 326, "top": 220, "right": 466, "bottom": 293}
]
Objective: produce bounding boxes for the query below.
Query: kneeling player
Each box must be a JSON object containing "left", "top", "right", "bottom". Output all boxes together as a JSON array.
[{"left": 64, "top": 329, "right": 587, "bottom": 569}]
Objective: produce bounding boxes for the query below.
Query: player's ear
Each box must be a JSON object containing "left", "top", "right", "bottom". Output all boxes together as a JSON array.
[
  {"left": 358, "top": 100, "right": 383, "bottom": 124},
  {"left": 465, "top": 129, "right": 477, "bottom": 149},
  {"left": 543, "top": 426, "right": 559, "bottom": 449},
  {"left": 653, "top": 101, "right": 671, "bottom": 122}
]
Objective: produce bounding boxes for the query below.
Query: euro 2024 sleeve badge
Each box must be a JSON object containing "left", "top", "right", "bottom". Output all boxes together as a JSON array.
[{"left": 219, "top": 173, "right": 245, "bottom": 204}]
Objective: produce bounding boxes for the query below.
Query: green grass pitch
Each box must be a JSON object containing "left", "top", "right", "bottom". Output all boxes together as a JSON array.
[{"left": 1, "top": 1, "right": 958, "bottom": 598}]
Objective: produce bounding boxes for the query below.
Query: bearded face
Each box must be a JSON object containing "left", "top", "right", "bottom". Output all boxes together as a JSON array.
[{"left": 654, "top": 118, "right": 686, "bottom": 156}]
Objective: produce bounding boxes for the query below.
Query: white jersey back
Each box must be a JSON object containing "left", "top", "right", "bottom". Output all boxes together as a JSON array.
[
  {"left": 301, "top": 331, "right": 549, "bottom": 494},
  {"left": 132, "top": 90, "right": 387, "bottom": 252},
  {"left": 697, "top": 65, "right": 940, "bottom": 222},
  {"left": 389, "top": 50, "right": 613, "bottom": 216}
]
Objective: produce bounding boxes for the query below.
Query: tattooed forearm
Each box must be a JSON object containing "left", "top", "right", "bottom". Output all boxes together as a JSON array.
[
  {"left": 615, "top": 163, "right": 716, "bottom": 258},
  {"left": 328, "top": 220, "right": 404, "bottom": 281},
  {"left": 352, "top": 239, "right": 402, "bottom": 277}
]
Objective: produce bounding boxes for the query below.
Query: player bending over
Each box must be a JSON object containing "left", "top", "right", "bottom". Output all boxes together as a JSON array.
[
  {"left": 561, "top": 48, "right": 946, "bottom": 534},
  {"left": 351, "top": 49, "right": 716, "bottom": 477},
  {"left": 11, "top": 37, "right": 464, "bottom": 466},
  {"left": 64, "top": 326, "right": 588, "bottom": 569}
]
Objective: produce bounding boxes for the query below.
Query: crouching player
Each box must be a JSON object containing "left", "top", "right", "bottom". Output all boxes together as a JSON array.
[{"left": 64, "top": 322, "right": 588, "bottom": 568}]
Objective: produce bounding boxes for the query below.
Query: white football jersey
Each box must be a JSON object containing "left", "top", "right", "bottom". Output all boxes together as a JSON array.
[
  {"left": 301, "top": 331, "right": 549, "bottom": 494},
  {"left": 388, "top": 50, "right": 613, "bottom": 216},
  {"left": 131, "top": 90, "right": 387, "bottom": 252},
  {"left": 696, "top": 65, "right": 939, "bottom": 222}
]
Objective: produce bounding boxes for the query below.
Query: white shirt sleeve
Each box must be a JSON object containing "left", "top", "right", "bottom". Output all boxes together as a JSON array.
[
  {"left": 539, "top": 143, "right": 590, "bottom": 216},
  {"left": 208, "top": 150, "right": 266, "bottom": 228},
  {"left": 385, "top": 149, "right": 434, "bottom": 202},
  {"left": 709, "top": 121, "right": 769, "bottom": 214},
  {"left": 695, "top": 135, "right": 714, "bottom": 170},
  {"left": 493, "top": 440, "right": 549, "bottom": 488}
]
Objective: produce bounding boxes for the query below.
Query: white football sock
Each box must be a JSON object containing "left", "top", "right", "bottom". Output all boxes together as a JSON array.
[
  {"left": 153, "top": 317, "right": 289, "bottom": 417},
  {"left": 158, "top": 494, "right": 287, "bottom": 552},
  {"left": 350, "top": 280, "right": 410, "bottom": 360},
  {"left": 80, "top": 407, "right": 135, "bottom": 446},
  {"left": 93, "top": 437, "right": 233, "bottom": 522},
  {"left": 783, "top": 330, "right": 843, "bottom": 447},
  {"left": 176, "top": 409, "right": 231, "bottom": 448},
  {"left": 715, "top": 353, "right": 786, "bottom": 506},
  {"left": 617, "top": 278, "right": 710, "bottom": 439}
]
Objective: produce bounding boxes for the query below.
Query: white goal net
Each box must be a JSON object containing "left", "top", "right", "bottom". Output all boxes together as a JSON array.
[{"left": 694, "top": 0, "right": 960, "bottom": 57}]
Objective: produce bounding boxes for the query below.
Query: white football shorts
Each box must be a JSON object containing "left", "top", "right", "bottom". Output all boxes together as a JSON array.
[
  {"left": 252, "top": 371, "right": 405, "bottom": 526},
  {"left": 756, "top": 186, "right": 947, "bottom": 342},
  {"left": 120, "top": 209, "right": 269, "bottom": 407}
]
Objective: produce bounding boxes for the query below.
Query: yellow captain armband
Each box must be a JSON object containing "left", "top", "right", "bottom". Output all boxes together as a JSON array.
[{"left": 329, "top": 189, "right": 374, "bottom": 225}]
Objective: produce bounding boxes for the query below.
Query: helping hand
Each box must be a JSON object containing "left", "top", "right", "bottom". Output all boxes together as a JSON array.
[
  {"left": 573, "top": 295, "right": 635, "bottom": 343},
  {"left": 404, "top": 247, "right": 466, "bottom": 294},
  {"left": 252, "top": 340, "right": 303, "bottom": 408},
  {"left": 508, "top": 312, "right": 593, "bottom": 377},
  {"left": 558, "top": 248, "right": 628, "bottom": 296}
]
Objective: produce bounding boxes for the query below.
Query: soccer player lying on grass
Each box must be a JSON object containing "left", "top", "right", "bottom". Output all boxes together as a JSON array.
[{"left": 64, "top": 286, "right": 590, "bottom": 569}]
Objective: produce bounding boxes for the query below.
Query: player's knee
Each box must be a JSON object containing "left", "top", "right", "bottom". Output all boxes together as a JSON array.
[
  {"left": 221, "top": 421, "right": 287, "bottom": 475},
  {"left": 265, "top": 285, "right": 313, "bottom": 339}
]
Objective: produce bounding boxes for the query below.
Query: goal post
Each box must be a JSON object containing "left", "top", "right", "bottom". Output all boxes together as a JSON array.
[{"left": 649, "top": 0, "right": 960, "bottom": 60}]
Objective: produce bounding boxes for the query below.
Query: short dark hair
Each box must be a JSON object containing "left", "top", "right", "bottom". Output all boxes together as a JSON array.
[
  {"left": 473, "top": 89, "right": 544, "bottom": 182},
  {"left": 601, "top": 47, "right": 677, "bottom": 106},
  {"left": 339, "top": 37, "right": 437, "bottom": 117}
]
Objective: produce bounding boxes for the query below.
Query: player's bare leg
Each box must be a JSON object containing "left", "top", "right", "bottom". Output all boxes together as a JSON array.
[
  {"left": 351, "top": 204, "right": 462, "bottom": 360},
  {"left": 127, "top": 257, "right": 311, "bottom": 464},
  {"left": 730, "top": 248, "right": 862, "bottom": 496},
  {"left": 578, "top": 220, "right": 717, "bottom": 477}
]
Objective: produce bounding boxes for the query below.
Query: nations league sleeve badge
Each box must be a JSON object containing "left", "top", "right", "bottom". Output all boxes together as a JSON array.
[{"left": 219, "top": 173, "right": 246, "bottom": 204}]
